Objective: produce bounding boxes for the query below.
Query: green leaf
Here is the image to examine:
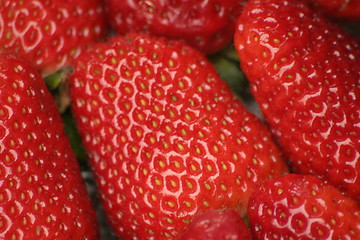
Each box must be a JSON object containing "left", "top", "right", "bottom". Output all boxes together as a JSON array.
[
  {"left": 209, "top": 44, "right": 249, "bottom": 98},
  {"left": 61, "top": 109, "right": 89, "bottom": 170},
  {"left": 341, "top": 22, "right": 360, "bottom": 40},
  {"left": 44, "top": 67, "right": 72, "bottom": 90}
]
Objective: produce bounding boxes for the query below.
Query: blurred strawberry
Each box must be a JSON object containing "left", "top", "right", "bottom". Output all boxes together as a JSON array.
[
  {"left": 0, "top": 54, "right": 98, "bottom": 239},
  {"left": 0, "top": 0, "right": 106, "bottom": 76},
  {"left": 104, "top": 0, "right": 245, "bottom": 54},
  {"left": 310, "top": 0, "right": 360, "bottom": 21},
  {"left": 179, "top": 209, "right": 252, "bottom": 240},
  {"left": 70, "top": 33, "right": 288, "bottom": 239}
]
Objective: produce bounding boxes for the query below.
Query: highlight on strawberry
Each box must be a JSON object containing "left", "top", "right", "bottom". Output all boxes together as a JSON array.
[
  {"left": 0, "top": 54, "right": 99, "bottom": 239},
  {"left": 235, "top": 0, "right": 360, "bottom": 204},
  {"left": 69, "top": 32, "right": 288, "bottom": 239}
]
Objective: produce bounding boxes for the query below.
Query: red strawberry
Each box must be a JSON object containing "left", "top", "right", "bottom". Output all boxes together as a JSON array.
[
  {"left": 0, "top": 54, "right": 98, "bottom": 239},
  {"left": 248, "top": 174, "right": 360, "bottom": 239},
  {"left": 70, "top": 33, "right": 289, "bottom": 239},
  {"left": 310, "top": 0, "right": 360, "bottom": 21},
  {"left": 179, "top": 209, "right": 252, "bottom": 240},
  {"left": 234, "top": 0, "right": 360, "bottom": 203},
  {"left": 0, "top": 0, "right": 106, "bottom": 76},
  {"left": 104, "top": 0, "right": 245, "bottom": 54}
]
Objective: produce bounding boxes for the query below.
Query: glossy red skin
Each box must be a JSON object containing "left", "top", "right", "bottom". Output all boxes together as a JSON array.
[
  {"left": 70, "top": 33, "right": 288, "bottom": 239},
  {"left": 248, "top": 174, "right": 360, "bottom": 240},
  {"left": 235, "top": 0, "right": 360, "bottom": 203},
  {"left": 105, "top": 0, "right": 244, "bottom": 54},
  {"left": 310, "top": 0, "right": 360, "bottom": 21},
  {"left": 0, "top": 0, "right": 106, "bottom": 76},
  {"left": 0, "top": 55, "right": 98, "bottom": 239},
  {"left": 179, "top": 209, "right": 252, "bottom": 240}
]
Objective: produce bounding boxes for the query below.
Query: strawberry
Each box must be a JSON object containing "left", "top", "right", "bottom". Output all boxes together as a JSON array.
[
  {"left": 234, "top": 0, "right": 360, "bottom": 203},
  {"left": 0, "top": 0, "right": 106, "bottom": 76},
  {"left": 0, "top": 54, "right": 98, "bottom": 239},
  {"left": 69, "top": 33, "right": 289, "bottom": 239},
  {"left": 179, "top": 209, "right": 252, "bottom": 240},
  {"left": 310, "top": 0, "right": 360, "bottom": 21},
  {"left": 104, "top": 0, "right": 245, "bottom": 54},
  {"left": 248, "top": 174, "right": 360, "bottom": 239}
]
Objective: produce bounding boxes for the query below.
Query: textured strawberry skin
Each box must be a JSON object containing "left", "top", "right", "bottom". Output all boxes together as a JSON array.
[
  {"left": 0, "top": 54, "right": 98, "bottom": 239},
  {"left": 0, "top": 0, "right": 106, "bottom": 76},
  {"left": 248, "top": 174, "right": 360, "bottom": 240},
  {"left": 235, "top": 0, "right": 360, "bottom": 203},
  {"left": 70, "top": 33, "right": 288, "bottom": 239},
  {"left": 105, "top": 0, "right": 244, "bottom": 54},
  {"left": 179, "top": 209, "right": 252, "bottom": 240}
]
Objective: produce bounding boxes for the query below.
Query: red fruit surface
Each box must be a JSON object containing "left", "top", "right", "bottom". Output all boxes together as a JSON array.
[
  {"left": 105, "top": 0, "right": 244, "bottom": 54},
  {"left": 0, "top": 0, "right": 106, "bottom": 76},
  {"left": 248, "top": 174, "right": 360, "bottom": 240},
  {"left": 311, "top": 0, "right": 360, "bottom": 21},
  {"left": 179, "top": 209, "right": 252, "bottom": 240},
  {"left": 0, "top": 54, "right": 98, "bottom": 239},
  {"left": 70, "top": 33, "right": 288, "bottom": 239},
  {"left": 235, "top": 0, "right": 360, "bottom": 203}
]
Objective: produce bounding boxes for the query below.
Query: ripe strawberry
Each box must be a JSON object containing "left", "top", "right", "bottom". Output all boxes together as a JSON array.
[
  {"left": 104, "top": 0, "right": 245, "bottom": 54},
  {"left": 0, "top": 54, "right": 98, "bottom": 239},
  {"left": 310, "top": 0, "right": 360, "bottom": 21},
  {"left": 0, "top": 0, "right": 106, "bottom": 76},
  {"left": 234, "top": 0, "right": 360, "bottom": 203},
  {"left": 70, "top": 33, "right": 289, "bottom": 239},
  {"left": 179, "top": 209, "right": 252, "bottom": 240},
  {"left": 248, "top": 174, "right": 360, "bottom": 239}
]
